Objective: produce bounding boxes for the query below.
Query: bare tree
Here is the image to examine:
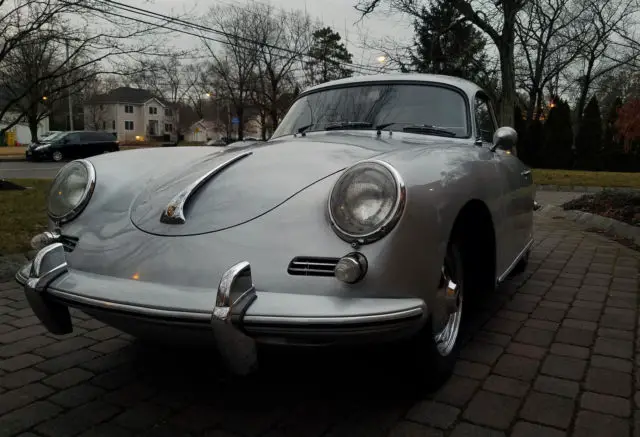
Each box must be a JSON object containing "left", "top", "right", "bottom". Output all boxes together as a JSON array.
[
  {"left": 199, "top": 4, "right": 261, "bottom": 140},
  {"left": 251, "top": 3, "right": 313, "bottom": 133},
  {"left": 570, "top": 0, "right": 640, "bottom": 123},
  {"left": 356, "top": 0, "right": 528, "bottom": 127},
  {"left": 0, "top": 0, "right": 174, "bottom": 137},
  {"left": 81, "top": 75, "right": 118, "bottom": 130},
  {"left": 129, "top": 53, "right": 197, "bottom": 104},
  {"left": 515, "top": 0, "right": 587, "bottom": 123}
]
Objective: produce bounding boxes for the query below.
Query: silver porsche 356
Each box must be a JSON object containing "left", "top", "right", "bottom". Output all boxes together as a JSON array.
[{"left": 16, "top": 74, "right": 535, "bottom": 387}]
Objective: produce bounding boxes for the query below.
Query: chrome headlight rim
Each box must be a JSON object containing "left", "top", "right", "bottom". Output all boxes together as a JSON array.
[
  {"left": 47, "top": 159, "right": 96, "bottom": 225},
  {"left": 328, "top": 159, "right": 406, "bottom": 245}
]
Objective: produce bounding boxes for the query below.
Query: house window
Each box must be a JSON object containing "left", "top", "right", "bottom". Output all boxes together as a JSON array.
[
  {"left": 112, "top": 120, "right": 115, "bottom": 130},
  {"left": 149, "top": 106, "right": 157, "bottom": 115},
  {"left": 99, "top": 104, "right": 104, "bottom": 110},
  {"left": 125, "top": 121, "right": 134, "bottom": 130},
  {"left": 164, "top": 108, "right": 172, "bottom": 116},
  {"left": 102, "top": 121, "right": 105, "bottom": 130},
  {"left": 124, "top": 105, "right": 133, "bottom": 113},
  {"left": 164, "top": 123, "right": 173, "bottom": 132}
]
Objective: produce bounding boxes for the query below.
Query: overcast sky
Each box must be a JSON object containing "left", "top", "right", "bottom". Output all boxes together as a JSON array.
[{"left": 129, "top": 0, "right": 415, "bottom": 70}]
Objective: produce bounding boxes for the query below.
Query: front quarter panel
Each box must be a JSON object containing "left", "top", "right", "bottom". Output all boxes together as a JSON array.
[{"left": 379, "top": 143, "right": 508, "bottom": 298}]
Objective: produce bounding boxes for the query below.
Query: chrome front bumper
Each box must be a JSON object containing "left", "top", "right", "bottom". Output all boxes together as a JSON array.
[{"left": 16, "top": 243, "right": 427, "bottom": 375}]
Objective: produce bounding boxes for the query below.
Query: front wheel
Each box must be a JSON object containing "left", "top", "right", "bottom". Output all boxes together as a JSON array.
[
  {"left": 52, "top": 151, "right": 63, "bottom": 162},
  {"left": 406, "top": 240, "right": 466, "bottom": 392}
]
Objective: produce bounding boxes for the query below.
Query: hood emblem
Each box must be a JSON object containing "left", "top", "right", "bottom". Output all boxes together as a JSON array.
[{"left": 160, "top": 151, "right": 253, "bottom": 224}]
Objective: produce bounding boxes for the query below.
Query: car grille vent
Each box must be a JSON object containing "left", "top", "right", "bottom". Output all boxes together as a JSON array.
[
  {"left": 287, "top": 256, "right": 340, "bottom": 277},
  {"left": 60, "top": 235, "right": 79, "bottom": 252}
]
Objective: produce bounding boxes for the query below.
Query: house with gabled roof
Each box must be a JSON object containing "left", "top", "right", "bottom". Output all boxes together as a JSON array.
[{"left": 83, "top": 87, "right": 179, "bottom": 143}]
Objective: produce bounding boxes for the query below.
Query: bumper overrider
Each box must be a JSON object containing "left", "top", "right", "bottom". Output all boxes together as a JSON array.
[{"left": 16, "top": 243, "right": 427, "bottom": 375}]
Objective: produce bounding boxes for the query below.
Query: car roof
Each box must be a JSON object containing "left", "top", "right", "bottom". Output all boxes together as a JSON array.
[{"left": 300, "top": 73, "right": 483, "bottom": 98}]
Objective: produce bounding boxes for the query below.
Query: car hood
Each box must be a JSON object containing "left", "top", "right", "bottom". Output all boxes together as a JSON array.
[{"left": 129, "top": 135, "right": 389, "bottom": 236}]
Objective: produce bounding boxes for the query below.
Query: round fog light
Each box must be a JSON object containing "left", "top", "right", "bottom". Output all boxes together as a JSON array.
[{"left": 334, "top": 253, "right": 367, "bottom": 284}]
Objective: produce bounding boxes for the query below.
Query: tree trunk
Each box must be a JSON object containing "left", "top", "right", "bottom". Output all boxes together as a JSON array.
[
  {"left": 237, "top": 106, "right": 244, "bottom": 140},
  {"left": 498, "top": 41, "right": 516, "bottom": 127},
  {"left": 260, "top": 111, "right": 267, "bottom": 140},
  {"left": 28, "top": 112, "right": 39, "bottom": 143},
  {"left": 576, "top": 58, "right": 595, "bottom": 125},
  {"left": 526, "top": 90, "right": 537, "bottom": 124}
]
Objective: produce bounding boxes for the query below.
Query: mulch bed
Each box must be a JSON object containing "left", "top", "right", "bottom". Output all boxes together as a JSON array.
[{"left": 562, "top": 190, "right": 640, "bottom": 227}]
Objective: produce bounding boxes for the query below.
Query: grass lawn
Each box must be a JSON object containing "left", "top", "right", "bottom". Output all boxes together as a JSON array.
[
  {"left": 0, "top": 179, "right": 50, "bottom": 255},
  {"left": 533, "top": 169, "right": 640, "bottom": 188}
]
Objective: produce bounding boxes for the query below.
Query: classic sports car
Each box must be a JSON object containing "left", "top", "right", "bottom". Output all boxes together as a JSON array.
[{"left": 16, "top": 74, "right": 534, "bottom": 387}]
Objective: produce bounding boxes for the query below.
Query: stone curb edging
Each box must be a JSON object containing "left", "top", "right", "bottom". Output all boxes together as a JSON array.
[
  {"left": 535, "top": 184, "right": 640, "bottom": 193},
  {"left": 536, "top": 204, "right": 640, "bottom": 248}
]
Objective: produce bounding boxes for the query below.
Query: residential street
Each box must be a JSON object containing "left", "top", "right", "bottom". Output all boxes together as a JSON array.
[
  {"left": 0, "top": 161, "right": 64, "bottom": 180},
  {"left": 0, "top": 191, "right": 637, "bottom": 436}
]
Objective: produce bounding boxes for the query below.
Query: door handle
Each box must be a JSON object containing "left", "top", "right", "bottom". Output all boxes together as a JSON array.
[{"left": 521, "top": 170, "right": 531, "bottom": 177}]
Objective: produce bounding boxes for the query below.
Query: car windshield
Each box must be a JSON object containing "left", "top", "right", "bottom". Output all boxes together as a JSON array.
[
  {"left": 272, "top": 83, "right": 469, "bottom": 139},
  {"left": 42, "top": 132, "right": 63, "bottom": 142}
]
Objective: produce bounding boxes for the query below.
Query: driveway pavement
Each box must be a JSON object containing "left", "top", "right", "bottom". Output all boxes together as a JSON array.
[{"left": 0, "top": 209, "right": 638, "bottom": 436}]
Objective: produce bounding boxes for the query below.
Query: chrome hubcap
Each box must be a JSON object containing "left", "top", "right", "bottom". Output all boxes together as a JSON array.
[{"left": 433, "top": 265, "right": 463, "bottom": 357}]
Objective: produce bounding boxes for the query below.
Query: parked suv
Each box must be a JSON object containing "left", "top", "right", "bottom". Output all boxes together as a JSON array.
[{"left": 26, "top": 131, "right": 119, "bottom": 162}]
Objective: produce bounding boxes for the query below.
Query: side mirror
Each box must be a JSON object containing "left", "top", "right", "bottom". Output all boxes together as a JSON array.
[{"left": 490, "top": 126, "right": 518, "bottom": 152}]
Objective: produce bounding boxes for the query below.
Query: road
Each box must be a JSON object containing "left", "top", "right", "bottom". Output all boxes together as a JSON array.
[{"left": 0, "top": 161, "right": 64, "bottom": 179}]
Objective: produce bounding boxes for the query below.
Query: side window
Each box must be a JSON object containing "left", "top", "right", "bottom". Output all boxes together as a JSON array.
[
  {"left": 78, "top": 132, "right": 92, "bottom": 142},
  {"left": 474, "top": 95, "right": 496, "bottom": 143},
  {"left": 64, "top": 133, "right": 79, "bottom": 143}
]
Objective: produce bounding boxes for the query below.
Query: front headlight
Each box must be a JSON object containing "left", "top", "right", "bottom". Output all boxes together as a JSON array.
[
  {"left": 328, "top": 160, "right": 406, "bottom": 244},
  {"left": 47, "top": 159, "right": 96, "bottom": 224}
]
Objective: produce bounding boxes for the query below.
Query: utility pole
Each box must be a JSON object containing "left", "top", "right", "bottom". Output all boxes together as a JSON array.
[{"left": 66, "top": 39, "right": 74, "bottom": 131}]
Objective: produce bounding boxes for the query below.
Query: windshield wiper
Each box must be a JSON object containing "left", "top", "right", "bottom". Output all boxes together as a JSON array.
[
  {"left": 296, "top": 124, "right": 314, "bottom": 136},
  {"left": 401, "top": 124, "right": 458, "bottom": 138},
  {"left": 325, "top": 121, "right": 374, "bottom": 131}
]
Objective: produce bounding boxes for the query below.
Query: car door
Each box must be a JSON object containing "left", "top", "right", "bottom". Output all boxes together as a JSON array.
[
  {"left": 61, "top": 133, "right": 81, "bottom": 159},
  {"left": 474, "top": 93, "right": 528, "bottom": 276},
  {"left": 86, "top": 132, "right": 105, "bottom": 156}
]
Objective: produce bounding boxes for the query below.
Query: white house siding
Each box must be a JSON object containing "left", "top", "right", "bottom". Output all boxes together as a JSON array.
[
  {"left": 0, "top": 112, "right": 49, "bottom": 145},
  {"left": 84, "top": 99, "right": 178, "bottom": 143},
  {"left": 186, "top": 130, "right": 207, "bottom": 142}
]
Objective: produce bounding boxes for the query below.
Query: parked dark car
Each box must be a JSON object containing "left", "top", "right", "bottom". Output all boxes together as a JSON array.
[{"left": 26, "top": 131, "right": 119, "bottom": 162}]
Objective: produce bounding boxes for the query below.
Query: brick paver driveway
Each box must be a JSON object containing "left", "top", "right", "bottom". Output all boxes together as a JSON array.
[{"left": 1, "top": 209, "right": 638, "bottom": 437}]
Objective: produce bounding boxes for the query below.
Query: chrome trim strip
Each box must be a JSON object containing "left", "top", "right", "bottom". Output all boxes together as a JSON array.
[
  {"left": 327, "top": 159, "right": 407, "bottom": 245},
  {"left": 47, "top": 288, "right": 212, "bottom": 321},
  {"left": 243, "top": 306, "right": 424, "bottom": 325},
  {"left": 45, "top": 287, "right": 424, "bottom": 326},
  {"left": 48, "top": 159, "right": 96, "bottom": 225},
  {"left": 497, "top": 238, "right": 534, "bottom": 283},
  {"left": 160, "top": 151, "right": 253, "bottom": 224}
]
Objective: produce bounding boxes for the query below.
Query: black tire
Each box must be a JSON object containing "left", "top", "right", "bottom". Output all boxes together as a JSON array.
[
  {"left": 52, "top": 150, "right": 63, "bottom": 162},
  {"left": 406, "top": 239, "right": 467, "bottom": 392}
]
